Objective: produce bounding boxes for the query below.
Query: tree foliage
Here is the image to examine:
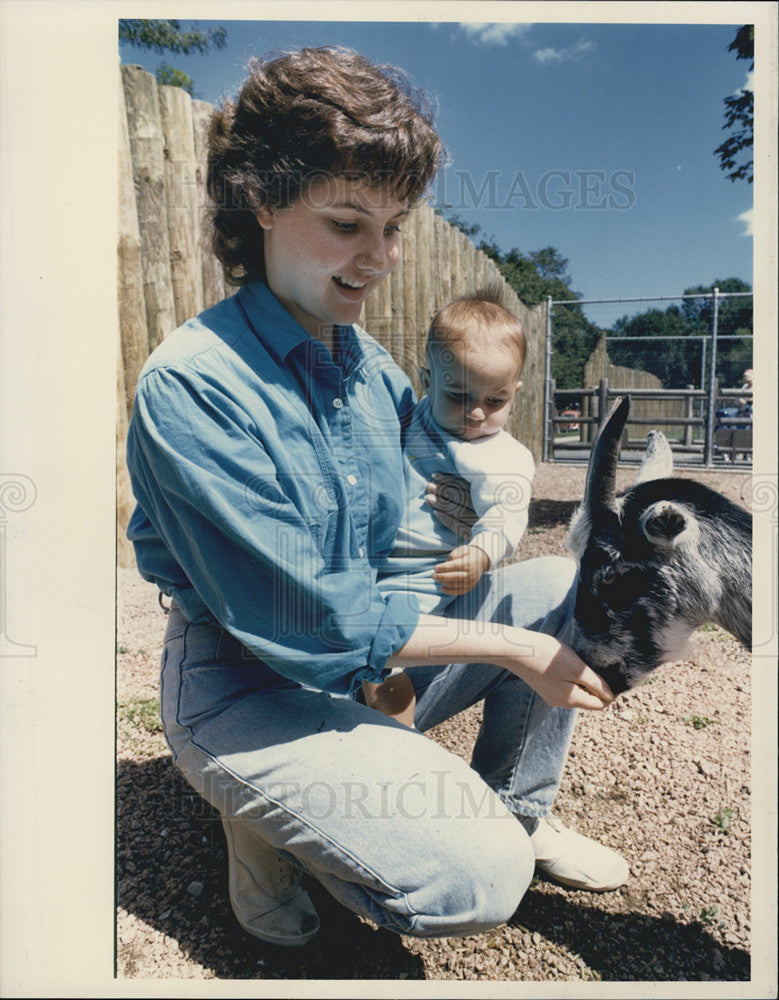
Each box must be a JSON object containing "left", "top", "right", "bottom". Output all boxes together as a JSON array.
[
  {"left": 119, "top": 19, "right": 227, "bottom": 95},
  {"left": 119, "top": 19, "right": 227, "bottom": 55},
  {"left": 609, "top": 279, "right": 752, "bottom": 389},
  {"left": 714, "top": 25, "right": 754, "bottom": 183},
  {"left": 155, "top": 64, "right": 195, "bottom": 96},
  {"left": 610, "top": 305, "right": 700, "bottom": 389}
]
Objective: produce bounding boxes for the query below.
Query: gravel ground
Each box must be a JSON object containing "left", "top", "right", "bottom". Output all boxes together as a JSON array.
[{"left": 116, "top": 463, "right": 754, "bottom": 984}]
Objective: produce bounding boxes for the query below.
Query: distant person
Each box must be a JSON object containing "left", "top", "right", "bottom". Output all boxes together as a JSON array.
[
  {"left": 363, "top": 287, "right": 534, "bottom": 727},
  {"left": 738, "top": 368, "right": 753, "bottom": 415}
]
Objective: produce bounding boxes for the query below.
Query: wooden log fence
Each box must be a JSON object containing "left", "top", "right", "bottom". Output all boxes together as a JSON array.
[
  {"left": 117, "top": 66, "right": 544, "bottom": 566},
  {"left": 158, "top": 84, "right": 203, "bottom": 326}
]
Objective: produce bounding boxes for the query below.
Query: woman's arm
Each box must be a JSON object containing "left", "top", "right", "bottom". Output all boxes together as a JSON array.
[
  {"left": 386, "top": 614, "right": 614, "bottom": 711},
  {"left": 127, "top": 364, "right": 420, "bottom": 696}
]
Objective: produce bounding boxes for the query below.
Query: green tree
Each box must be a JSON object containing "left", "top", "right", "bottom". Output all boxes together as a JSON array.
[
  {"left": 119, "top": 19, "right": 227, "bottom": 95},
  {"left": 608, "top": 279, "right": 752, "bottom": 389},
  {"left": 680, "top": 279, "right": 753, "bottom": 388},
  {"left": 714, "top": 25, "right": 754, "bottom": 183},
  {"left": 610, "top": 305, "right": 700, "bottom": 389},
  {"left": 476, "top": 242, "right": 578, "bottom": 307},
  {"left": 155, "top": 64, "right": 195, "bottom": 96}
]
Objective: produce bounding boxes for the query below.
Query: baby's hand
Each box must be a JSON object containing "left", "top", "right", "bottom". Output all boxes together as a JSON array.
[{"left": 433, "top": 544, "right": 490, "bottom": 596}]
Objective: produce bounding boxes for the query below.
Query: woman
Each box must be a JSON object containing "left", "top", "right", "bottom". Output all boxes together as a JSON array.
[{"left": 126, "top": 46, "right": 627, "bottom": 947}]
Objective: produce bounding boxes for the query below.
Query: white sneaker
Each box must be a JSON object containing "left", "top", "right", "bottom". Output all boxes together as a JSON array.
[
  {"left": 221, "top": 817, "right": 320, "bottom": 946},
  {"left": 530, "top": 815, "right": 629, "bottom": 892}
]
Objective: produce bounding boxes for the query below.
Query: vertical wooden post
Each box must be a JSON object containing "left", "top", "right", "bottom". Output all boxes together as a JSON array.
[
  {"left": 474, "top": 247, "right": 487, "bottom": 290},
  {"left": 415, "top": 203, "right": 433, "bottom": 330},
  {"left": 118, "top": 66, "right": 149, "bottom": 418},
  {"left": 413, "top": 204, "right": 434, "bottom": 394},
  {"left": 442, "top": 215, "right": 454, "bottom": 305},
  {"left": 389, "top": 247, "right": 405, "bottom": 369},
  {"left": 448, "top": 225, "right": 461, "bottom": 298},
  {"left": 459, "top": 230, "right": 473, "bottom": 294},
  {"left": 116, "top": 333, "right": 136, "bottom": 569},
  {"left": 367, "top": 266, "right": 393, "bottom": 354},
  {"left": 121, "top": 64, "right": 176, "bottom": 351},
  {"left": 158, "top": 85, "right": 203, "bottom": 324},
  {"left": 429, "top": 213, "right": 441, "bottom": 320},
  {"left": 400, "top": 212, "right": 418, "bottom": 380}
]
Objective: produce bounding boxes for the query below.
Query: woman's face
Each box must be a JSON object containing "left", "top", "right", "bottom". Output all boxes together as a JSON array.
[{"left": 256, "top": 176, "right": 410, "bottom": 340}]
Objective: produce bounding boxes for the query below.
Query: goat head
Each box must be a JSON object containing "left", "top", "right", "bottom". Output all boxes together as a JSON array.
[{"left": 568, "top": 396, "right": 752, "bottom": 695}]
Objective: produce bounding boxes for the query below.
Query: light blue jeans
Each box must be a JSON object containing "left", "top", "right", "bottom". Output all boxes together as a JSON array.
[{"left": 160, "top": 556, "right": 578, "bottom": 938}]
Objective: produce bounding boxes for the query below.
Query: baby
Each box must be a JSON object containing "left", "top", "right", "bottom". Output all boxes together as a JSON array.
[{"left": 364, "top": 285, "right": 535, "bottom": 726}]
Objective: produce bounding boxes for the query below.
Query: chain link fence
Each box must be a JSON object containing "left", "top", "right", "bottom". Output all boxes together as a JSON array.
[{"left": 543, "top": 290, "right": 753, "bottom": 467}]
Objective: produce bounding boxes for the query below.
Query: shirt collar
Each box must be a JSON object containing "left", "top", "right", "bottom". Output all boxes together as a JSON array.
[
  {"left": 237, "top": 279, "right": 365, "bottom": 374},
  {"left": 237, "top": 280, "right": 312, "bottom": 363}
]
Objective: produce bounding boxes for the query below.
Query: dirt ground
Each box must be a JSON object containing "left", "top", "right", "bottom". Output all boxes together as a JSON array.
[{"left": 116, "top": 462, "right": 756, "bottom": 985}]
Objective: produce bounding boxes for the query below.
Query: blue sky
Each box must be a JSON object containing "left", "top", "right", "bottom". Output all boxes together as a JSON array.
[{"left": 120, "top": 18, "right": 754, "bottom": 323}]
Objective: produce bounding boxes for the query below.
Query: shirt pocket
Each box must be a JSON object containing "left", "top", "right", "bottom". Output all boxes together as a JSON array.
[{"left": 276, "top": 470, "right": 342, "bottom": 562}]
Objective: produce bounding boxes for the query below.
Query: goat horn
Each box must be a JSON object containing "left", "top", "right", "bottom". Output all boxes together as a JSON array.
[{"left": 584, "top": 395, "right": 630, "bottom": 511}]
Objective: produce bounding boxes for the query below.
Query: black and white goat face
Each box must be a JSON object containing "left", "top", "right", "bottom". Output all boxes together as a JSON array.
[{"left": 568, "top": 397, "right": 752, "bottom": 696}]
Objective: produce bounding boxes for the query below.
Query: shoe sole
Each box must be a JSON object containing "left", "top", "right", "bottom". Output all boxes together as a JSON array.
[
  {"left": 538, "top": 871, "right": 626, "bottom": 892},
  {"left": 231, "top": 907, "right": 320, "bottom": 948}
]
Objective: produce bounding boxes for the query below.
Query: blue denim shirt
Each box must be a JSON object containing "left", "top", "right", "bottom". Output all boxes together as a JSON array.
[{"left": 126, "top": 280, "right": 420, "bottom": 695}]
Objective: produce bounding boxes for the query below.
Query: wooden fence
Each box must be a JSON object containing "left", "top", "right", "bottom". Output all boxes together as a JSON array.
[
  {"left": 582, "top": 334, "right": 682, "bottom": 439},
  {"left": 117, "top": 64, "right": 545, "bottom": 567}
]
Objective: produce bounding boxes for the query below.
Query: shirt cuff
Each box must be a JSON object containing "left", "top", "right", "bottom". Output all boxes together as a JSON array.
[
  {"left": 470, "top": 528, "right": 514, "bottom": 568},
  {"left": 363, "top": 591, "right": 421, "bottom": 682}
]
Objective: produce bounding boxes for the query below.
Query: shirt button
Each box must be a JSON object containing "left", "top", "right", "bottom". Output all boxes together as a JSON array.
[
  {"left": 333, "top": 397, "right": 344, "bottom": 409},
  {"left": 346, "top": 474, "right": 358, "bottom": 486},
  {"left": 358, "top": 547, "right": 365, "bottom": 558}
]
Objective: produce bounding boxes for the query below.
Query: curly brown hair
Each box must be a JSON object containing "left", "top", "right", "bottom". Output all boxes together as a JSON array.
[{"left": 206, "top": 46, "right": 445, "bottom": 286}]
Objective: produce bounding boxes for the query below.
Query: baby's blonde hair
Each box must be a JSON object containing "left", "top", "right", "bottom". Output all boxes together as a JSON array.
[{"left": 426, "top": 284, "right": 526, "bottom": 372}]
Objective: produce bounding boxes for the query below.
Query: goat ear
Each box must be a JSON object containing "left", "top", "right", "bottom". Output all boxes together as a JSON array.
[
  {"left": 636, "top": 430, "right": 674, "bottom": 485},
  {"left": 641, "top": 501, "right": 688, "bottom": 546},
  {"left": 585, "top": 395, "right": 630, "bottom": 513}
]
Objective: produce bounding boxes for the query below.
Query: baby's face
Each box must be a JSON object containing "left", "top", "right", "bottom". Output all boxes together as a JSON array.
[{"left": 422, "top": 344, "right": 522, "bottom": 440}]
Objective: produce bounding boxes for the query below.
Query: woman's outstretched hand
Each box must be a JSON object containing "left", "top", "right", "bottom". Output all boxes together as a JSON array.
[
  {"left": 387, "top": 615, "right": 615, "bottom": 713},
  {"left": 510, "top": 632, "right": 615, "bottom": 710}
]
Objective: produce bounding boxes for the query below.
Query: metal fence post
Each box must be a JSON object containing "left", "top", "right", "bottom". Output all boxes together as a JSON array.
[
  {"left": 543, "top": 295, "right": 553, "bottom": 462},
  {"left": 699, "top": 336, "right": 707, "bottom": 392},
  {"left": 684, "top": 386, "right": 694, "bottom": 447},
  {"left": 703, "top": 286, "right": 720, "bottom": 466}
]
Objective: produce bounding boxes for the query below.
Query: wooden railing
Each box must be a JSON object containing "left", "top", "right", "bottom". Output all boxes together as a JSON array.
[{"left": 549, "top": 378, "right": 752, "bottom": 464}]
